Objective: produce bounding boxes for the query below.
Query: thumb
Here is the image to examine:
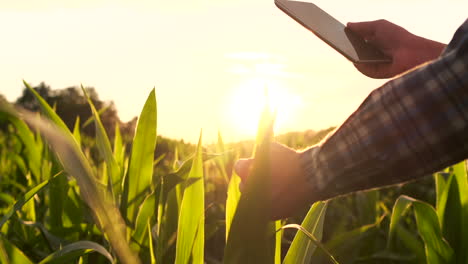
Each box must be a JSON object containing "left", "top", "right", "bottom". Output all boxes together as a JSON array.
[
  {"left": 347, "top": 21, "right": 376, "bottom": 38},
  {"left": 234, "top": 158, "right": 253, "bottom": 182}
]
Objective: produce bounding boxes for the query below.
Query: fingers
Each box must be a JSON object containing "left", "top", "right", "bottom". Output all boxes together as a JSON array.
[
  {"left": 347, "top": 21, "right": 377, "bottom": 38},
  {"left": 353, "top": 63, "right": 393, "bottom": 79},
  {"left": 234, "top": 158, "right": 253, "bottom": 182}
]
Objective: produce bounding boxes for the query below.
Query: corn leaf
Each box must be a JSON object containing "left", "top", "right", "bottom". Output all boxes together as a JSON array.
[
  {"left": 275, "top": 220, "right": 282, "bottom": 264},
  {"left": 13, "top": 108, "right": 140, "bottom": 264},
  {"left": 0, "top": 235, "right": 34, "bottom": 264},
  {"left": 437, "top": 173, "right": 462, "bottom": 261},
  {"left": 38, "top": 240, "right": 114, "bottom": 264},
  {"left": 7, "top": 116, "right": 42, "bottom": 182},
  {"left": 23, "top": 80, "right": 69, "bottom": 132},
  {"left": 281, "top": 224, "right": 339, "bottom": 264},
  {"left": 388, "top": 195, "right": 415, "bottom": 249},
  {"left": 389, "top": 195, "right": 454, "bottom": 264},
  {"left": 413, "top": 201, "right": 454, "bottom": 263},
  {"left": 175, "top": 132, "right": 204, "bottom": 264},
  {"left": 452, "top": 162, "right": 468, "bottom": 263},
  {"left": 395, "top": 225, "right": 425, "bottom": 263},
  {"left": 225, "top": 171, "right": 241, "bottom": 241},
  {"left": 0, "top": 173, "right": 62, "bottom": 229},
  {"left": 133, "top": 191, "right": 156, "bottom": 246},
  {"left": 125, "top": 88, "right": 157, "bottom": 225},
  {"left": 82, "top": 85, "right": 121, "bottom": 193},
  {"left": 223, "top": 103, "right": 276, "bottom": 264},
  {"left": 73, "top": 116, "right": 81, "bottom": 147},
  {"left": 283, "top": 201, "right": 328, "bottom": 264}
]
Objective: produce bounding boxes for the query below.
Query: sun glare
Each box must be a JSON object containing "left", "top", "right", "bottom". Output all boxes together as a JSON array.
[{"left": 227, "top": 77, "right": 302, "bottom": 138}]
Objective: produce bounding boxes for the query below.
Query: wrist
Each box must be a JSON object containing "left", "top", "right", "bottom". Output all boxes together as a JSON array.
[
  {"left": 408, "top": 34, "right": 446, "bottom": 63},
  {"left": 298, "top": 146, "right": 328, "bottom": 203}
]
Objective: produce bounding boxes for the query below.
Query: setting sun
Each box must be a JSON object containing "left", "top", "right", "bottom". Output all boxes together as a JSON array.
[{"left": 227, "top": 77, "right": 302, "bottom": 138}]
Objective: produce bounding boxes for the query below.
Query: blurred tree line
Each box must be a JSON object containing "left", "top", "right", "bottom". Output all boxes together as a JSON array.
[
  {"left": 0, "top": 82, "right": 195, "bottom": 164},
  {"left": 14, "top": 82, "right": 135, "bottom": 139}
]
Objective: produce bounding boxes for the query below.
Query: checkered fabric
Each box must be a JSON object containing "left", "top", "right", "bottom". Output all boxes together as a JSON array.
[{"left": 300, "top": 19, "right": 468, "bottom": 202}]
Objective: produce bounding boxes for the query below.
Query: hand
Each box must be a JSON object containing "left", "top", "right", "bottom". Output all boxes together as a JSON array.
[
  {"left": 347, "top": 19, "right": 446, "bottom": 79},
  {"left": 234, "top": 143, "right": 314, "bottom": 220}
]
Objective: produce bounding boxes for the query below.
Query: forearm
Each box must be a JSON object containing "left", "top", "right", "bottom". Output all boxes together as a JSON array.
[{"left": 301, "top": 20, "right": 468, "bottom": 202}]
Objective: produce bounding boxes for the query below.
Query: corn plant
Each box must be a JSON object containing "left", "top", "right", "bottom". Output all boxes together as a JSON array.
[{"left": 0, "top": 82, "right": 336, "bottom": 263}]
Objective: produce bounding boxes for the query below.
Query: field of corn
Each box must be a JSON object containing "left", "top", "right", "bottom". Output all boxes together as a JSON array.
[{"left": 1, "top": 83, "right": 468, "bottom": 264}]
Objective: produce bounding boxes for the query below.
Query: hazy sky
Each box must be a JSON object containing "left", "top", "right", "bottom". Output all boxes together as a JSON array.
[{"left": 1, "top": 0, "right": 467, "bottom": 143}]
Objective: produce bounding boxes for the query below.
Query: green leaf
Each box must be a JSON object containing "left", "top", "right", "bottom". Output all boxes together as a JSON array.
[
  {"left": 437, "top": 173, "right": 462, "bottom": 260},
  {"left": 82, "top": 85, "right": 121, "bottom": 194},
  {"left": 23, "top": 80, "right": 69, "bottom": 132},
  {"left": 452, "top": 161, "right": 468, "bottom": 263},
  {"left": 435, "top": 173, "right": 450, "bottom": 226},
  {"left": 113, "top": 123, "right": 125, "bottom": 169},
  {"left": 281, "top": 224, "right": 339, "bottom": 264},
  {"left": 133, "top": 191, "right": 156, "bottom": 246},
  {"left": 0, "top": 235, "right": 34, "bottom": 264},
  {"left": 283, "top": 201, "right": 328, "bottom": 264},
  {"left": 389, "top": 195, "right": 454, "bottom": 264},
  {"left": 148, "top": 221, "right": 156, "bottom": 264},
  {"left": 73, "top": 116, "right": 81, "bottom": 147},
  {"left": 175, "top": 132, "right": 204, "bottom": 264},
  {"left": 316, "top": 213, "right": 385, "bottom": 263},
  {"left": 156, "top": 187, "right": 179, "bottom": 263},
  {"left": 388, "top": 195, "right": 415, "bottom": 249},
  {"left": 414, "top": 201, "right": 454, "bottom": 263},
  {"left": 0, "top": 173, "right": 61, "bottom": 229},
  {"left": 8, "top": 116, "right": 42, "bottom": 182},
  {"left": 225, "top": 171, "right": 241, "bottom": 241},
  {"left": 48, "top": 171, "right": 68, "bottom": 233},
  {"left": 275, "top": 220, "right": 282, "bottom": 264},
  {"left": 395, "top": 225, "right": 425, "bottom": 263},
  {"left": 39, "top": 240, "right": 114, "bottom": 264},
  {"left": 14, "top": 107, "right": 140, "bottom": 264},
  {"left": 125, "top": 88, "right": 157, "bottom": 225},
  {"left": 215, "top": 131, "right": 229, "bottom": 183}
]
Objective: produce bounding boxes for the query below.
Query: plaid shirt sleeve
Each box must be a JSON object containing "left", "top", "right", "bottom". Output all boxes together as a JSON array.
[{"left": 300, "top": 19, "right": 468, "bottom": 202}]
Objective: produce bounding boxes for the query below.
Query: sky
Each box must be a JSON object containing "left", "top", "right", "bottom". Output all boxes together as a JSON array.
[{"left": 1, "top": 0, "right": 467, "bottom": 143}]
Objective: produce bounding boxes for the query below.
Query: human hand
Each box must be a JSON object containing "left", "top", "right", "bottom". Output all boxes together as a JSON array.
[
  {"left": 347, "top": 19, "right": 446, "bottom": 78},
  {"left": 234, "top": 143, "right": 314, "bottom": 220}
]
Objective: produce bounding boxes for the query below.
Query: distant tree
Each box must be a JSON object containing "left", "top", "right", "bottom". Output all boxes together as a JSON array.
[
  {"left": 0, "top": 94, "right": 9, "bottom": 131},
  {"left": 15, "top": 82, "right": 134, "bottom": 139},
  {"left": 0, "top": 94, "right": 7, "bottom": 104},
  {"left": 16, "top": 82, "right": 53, "bottom": 111}
]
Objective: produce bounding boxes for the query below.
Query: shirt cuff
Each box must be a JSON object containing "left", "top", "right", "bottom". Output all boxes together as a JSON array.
[{"left": 299, "top": 145, "right": 331, "bottom": 202}]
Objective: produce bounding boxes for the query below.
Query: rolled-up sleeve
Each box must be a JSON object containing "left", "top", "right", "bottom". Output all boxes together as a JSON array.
[{"left": 301, "top": 19, "right": 468, "bottom": 202}]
